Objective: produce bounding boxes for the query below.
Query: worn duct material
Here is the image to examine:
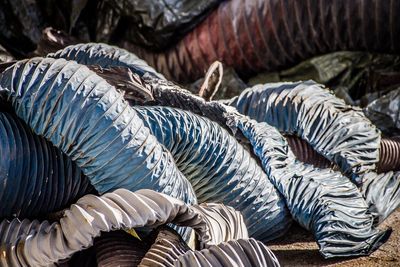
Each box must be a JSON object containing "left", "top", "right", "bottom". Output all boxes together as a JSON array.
[
  {"left": 227, "top": 115, "right": 391, "bottom": 258},
  {"left": 115, "top": 0, "right": 400, "bottom": 83},
  {"left": 49, "top": 43, "right": 164, "bottom": 79},
  {"left": 135, "top": 106, "right": 291, "bottom": 241},
  {"left": 49, "top": 44, "right": 244, "bottom": 136},
  {"left": 0, "top": 189, "right": 248, "bottom": 266},
  {"left": 361, "top": 171, "right": 400, "bottom": 224},
  {"left": 227, "top": 81, "right": 381, "bottom": 184},
  {"left": 0, "top": 112, "right": 93, "bottom": 219},
  {"left": 0, "top": 57, "right": 196, "bottom": 205}
]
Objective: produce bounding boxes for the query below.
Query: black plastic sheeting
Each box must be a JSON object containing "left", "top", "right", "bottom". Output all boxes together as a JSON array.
[
  {"left": 364, "top": 88, "right": 400, "bottom": 136},
  {"left": 0, "top": 57, "right": 196, "bottom": 205},
  {"left": 135, "top": 106, "right": 291, "bottom": 241},
  {"left": 248, "top": 51, "right": 400, "bottom": 105},
  {"left": 226, "top": 81, "right": 381, "bottom": 185},
  {"left": 101, "top": 0, "right": 223, "bottom": 50},
  {"left": 227, "top": 114, "right": 391, "bottom": 259},
  {"left": 0, "top": 112, "right": 93, "bottom": 219}
]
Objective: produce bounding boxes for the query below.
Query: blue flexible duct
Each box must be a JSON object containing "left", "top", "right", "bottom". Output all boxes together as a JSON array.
[
  {"left": 0, "top": 57, "right": 196, "bottom": 205},
  {"left": 227, "top": 115, "right": 391, "bottom": 258},
  {"left": 48, "top": 43, "right": 292, "bottom": 241},
  {"left": 0, "top": 112, "right": 93, "bottom": 219},
  {"left": 227, "top": 81, "right": 381, "bottom": 185},
  {"left": 134, "top": 106, "right": 291, "bottom": 241},
  {"left": 48, "top": 43, "right": 164, "bottom": 79}
]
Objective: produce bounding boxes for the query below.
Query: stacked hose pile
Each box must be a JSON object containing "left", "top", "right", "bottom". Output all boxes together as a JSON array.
[{"left": 0, "top": 33, "right": 399, "bottom": 265}]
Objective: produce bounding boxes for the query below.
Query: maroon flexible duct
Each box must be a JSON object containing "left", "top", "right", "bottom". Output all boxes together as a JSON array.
[
  {"left": 125, "top": 0, "right": 400, "bottom": 83},
  {"left": 378, "top": 136, "right": 400, "bottom": 173},
  {"left": 286, "top": 135, "right": 400, "bottom": 173}
]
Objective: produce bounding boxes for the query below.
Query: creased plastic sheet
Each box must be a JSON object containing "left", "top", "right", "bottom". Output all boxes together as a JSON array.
[
  {"left": 0, "top": 57, "right": 195, "bottom": 205},
  {"left": 135, "top": 106, "right": 291, "bottom": 241},
  {"left": 364, "top": 87, "right": 400, "bottom": 135},
  {"left": 0, "top": 189, "right": 248, "bottom": 266},
  {"left": 227, "top": 81, "right": 381, "bottom": 185},
  {"left": 0, "top": 112, "right": 93, "bottom": 219},
  {"left": 247, "top": 51, "right": 400, "bottom": 105},
  {"left": 227, "top": 115, "right": 391, "bottom": 259},
  {"left": 101, "top": 0, "right": 222, "bottom": 50}
]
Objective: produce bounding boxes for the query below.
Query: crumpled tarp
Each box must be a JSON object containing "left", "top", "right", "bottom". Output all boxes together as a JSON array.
[
  {"left": 226, "top": 81, "right": 381, "bottom": 184},
  {"left": 0, "top": 189, "right": 249, "bottom": 266},
  {"left": 0, "top": 112, "right": 93, "bottom": 219},
  {"left": 99, "top": 0, "right": 223, "bottom": 50},
  {"left": 364, "top": 87, "right": 400, "bottom": 136},
  {"left": 0, "top": 57, "right": 196, "bottom": 205},
  {"left": 248, "top": 51, "right": 400, "bottom": 106},
  {"left": 227, "top": 114, "right": 391, "bottom": 259}
]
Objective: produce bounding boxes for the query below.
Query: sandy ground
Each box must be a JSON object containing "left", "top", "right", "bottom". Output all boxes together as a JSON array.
[{"left": 268, "top": 209, "right": 400, "bottom": 266}]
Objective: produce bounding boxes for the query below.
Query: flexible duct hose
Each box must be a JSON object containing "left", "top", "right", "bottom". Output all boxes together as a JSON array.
[
  {"left": 135, "top": 106, "right": 291, "bottom": 241},
  {"left": 0, "top": 57, "right": 196, "bottom": 205},
  {"left": 0, "top": 112, "right": 93, "bottom": 219},
  {"left": 0, "top": 189, "right": 248, "bottom": 266},
  {"left": 227, "top": 81, "right": 381, "bottom": 184},
  {"left": 114, "top": 0, "right": 400, "bottom": 83},
  {"left": 228, "top": 114, "right": 391, "bottom": 258}
]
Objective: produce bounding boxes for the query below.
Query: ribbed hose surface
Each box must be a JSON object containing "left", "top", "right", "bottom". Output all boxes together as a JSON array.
[
  {"left": 94, "top": 230, "right": 152, "bottom": 267},
  {"left": 228, "top": 115, "right": 391, "bottom": 258},
  {"left": 135, "top": 106, "right": 291, "bottom": 241},
  {"left": 0, "top": 112, "right": 93, "bottom": 219},
  {"left": 0, "top": 189, "right": 248, "bottom": 266},
  {"left": 48, "top": 43, "right": 164, "bottom": 79},
  {"left": 0, "top": 57, "right": 196, "bottom": 205},
  {"left": 285, "top": 135, "right": 332, "bottom": 169},
  {"left": 48, "top": 43, "right": 239, "bottom": 132},
  {"left": 227, "top": 81, "right": 381, "bottom": 184},
  {"left": 172, "top": 239, "right": 281, "bottom": 267},
  {"left": 379, "top": 137, "right": 400, "bottom": 172},
  {"left": 119, "top": 0, "right": 400, "bottom": 83}
]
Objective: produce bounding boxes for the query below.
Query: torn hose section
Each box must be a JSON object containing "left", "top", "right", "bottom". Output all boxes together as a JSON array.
[
  {"left": 0, "top": 189, "right": 249, "bottom": 266},
  {"left": 0, "top": 112, "right": 93, "bottom": 219},
  {"left": 227, "top": 81, "right": 381, "bottom": 185},
  {"left": 135, "top": 106, "right": 291, "bottom": 241},
  {"left": 48, "top": 43, "right": 164, "bottom": 79},
  {"left": 0, "top": 58, "right": 196, "bottom": 205},
  {"left": 227, "top": 115, "right": 391, "bottom": 258},
  {"left": 122, "top": 0, "right": 400, "bottom": 83}
]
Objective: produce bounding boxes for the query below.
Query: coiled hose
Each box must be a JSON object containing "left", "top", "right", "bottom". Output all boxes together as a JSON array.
[
  {"left": 114, "top": 0, "right": 400, "bottom": 83},
  {"left": 135, "top": 106, "right": 291, "bottom": 241},
  {"left": 0, "top": 57, "right": 196, "bottom": 205},
  {"left": 0, "top": 189, "right": 248, "bottom": 266},
  {"left": 48, "top": 44, "right": 293, "bottom": 240},
  {"left": 227, "top": 114, "right": 391, "bottom": 259},
  {"left": 0, "top": 112, "right": 93, "bottom": 219},
  {"left": 226, "top": 81, "right": 381, "bottom": 184}
]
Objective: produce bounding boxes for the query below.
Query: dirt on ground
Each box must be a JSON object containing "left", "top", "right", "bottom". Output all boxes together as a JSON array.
[{"left": 268, "top": 209, "right": 400, "bottom": 266}]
